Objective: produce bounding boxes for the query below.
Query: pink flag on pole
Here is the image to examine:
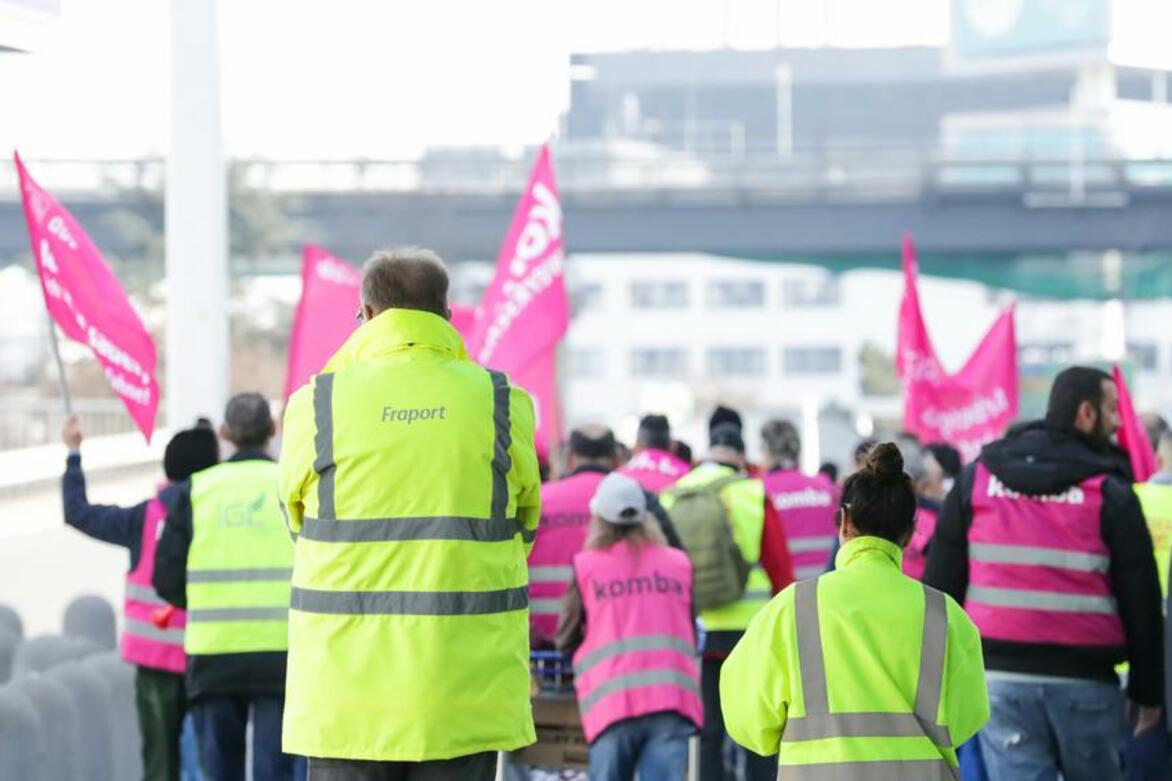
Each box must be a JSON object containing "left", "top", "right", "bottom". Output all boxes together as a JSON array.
[
  {"left": 465, "top": 143, "right": 569, "bottom": 377},
  {"left": 897, "top": 234, "right": 1018, "bottom": 461},
  {"left": 15, "top": 152, "right": 160, "bottom": 442},
  {"left": 1113, "top": 365, "right": 1156, "bottom": 482},
  {"left": 283, "top": 245, "right": 362, "bottom": 398}
]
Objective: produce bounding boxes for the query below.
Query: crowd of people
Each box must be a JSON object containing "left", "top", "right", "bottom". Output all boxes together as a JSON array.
[{"left": 55, "top": 246, "right": 1172, "bottom": 781}]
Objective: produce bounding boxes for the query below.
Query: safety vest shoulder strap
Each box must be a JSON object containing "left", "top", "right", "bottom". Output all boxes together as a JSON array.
[{"left": 787, "top": 578, "right": 952, "bottom": 748}]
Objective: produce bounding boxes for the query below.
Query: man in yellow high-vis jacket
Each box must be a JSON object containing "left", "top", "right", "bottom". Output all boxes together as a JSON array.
[
  {"left": 278, "top": 247, "right": 541, "bottom": 781},
  {"left": 154, "top": 393, "right": 300, "bottom": 781}
]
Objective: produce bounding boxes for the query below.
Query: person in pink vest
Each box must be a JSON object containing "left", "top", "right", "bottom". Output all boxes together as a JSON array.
[
  {"left": 759, "top": 419, "right": 839, "bottom": 581},
  {"left": 62, "top": 415, "right": 219, "bottom": 781},
  {"left": 893, "top": 436, "right": 946, "bottom": 581},
  {"left": 925, "top": 367, "right": 1164, "bottom": 781},
  {"left": 620, "top": 414, "right": 692, "bottom": 494},
  {"left": 556, "top": 472, "right": 702, "bottom": 781}
]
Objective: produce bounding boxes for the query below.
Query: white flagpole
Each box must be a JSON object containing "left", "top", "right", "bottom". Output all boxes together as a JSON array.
[{"left": 45, "top": 311, "right": 73, "bottom": 415}]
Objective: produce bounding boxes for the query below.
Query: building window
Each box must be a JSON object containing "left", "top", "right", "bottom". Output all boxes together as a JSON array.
[
  {"left": 708, "top": 347, "right": 767, "bottom": 377},
  {"left": 1129, "top": 342, "right": 1159, "bottom": 371},
  {"left": 1019, "top": 342, "right": 1074, "bottom": 365},
  {"left": 783, "top": 346, "right": 842, "bottom": 375},
  {"left": 707, "top": 280, "right": 765, "bottom": 308},
  {"left": 567, "top": 348, "right": 605, "bottom": 378},
  {"left": 631, "top": 348, "right": 689, "bottom": 377},
  {"left": 630, "top": 280, "right": 689, "bottom": 309},
  {"left": 782, "top": 275, "right": 840, "bottom": 307},
  {"left": 571, "top": 281, "right": 604, "bottom": 315}
]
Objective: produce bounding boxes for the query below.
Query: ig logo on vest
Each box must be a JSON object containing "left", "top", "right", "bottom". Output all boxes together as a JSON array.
[
  {"left": 593, "top": 571, "right": 686, "bottom": 600},
  {"left": 220, "top": 494, "right": 268, "bottom": 528}
]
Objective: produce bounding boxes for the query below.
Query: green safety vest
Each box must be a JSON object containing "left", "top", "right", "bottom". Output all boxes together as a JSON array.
[
  {"left": 277, "top": 309, "right": 541, "bottom": 762},
  {"left": 661, "top": 462, "right": 772, "bottom": 631},
  {"left": 1135, "top": 482, "right": 1172, "bottom": 598},
  {"left": 720, "top": 536, "right": 989, "bottom": 779},
  {"left": 185, "top": 459, "right": 294, "bottom": 655}
]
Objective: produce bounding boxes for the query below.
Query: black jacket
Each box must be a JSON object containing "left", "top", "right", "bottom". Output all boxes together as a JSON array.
[
  {"left": 154, "top": 450, "right": 287, "bottom": 701},
  {"left": 62, "top": 453, "right": 182, "bottom": 570},
  {"left": 924, "top": 421, "right": 1163, "bottom": 706}
]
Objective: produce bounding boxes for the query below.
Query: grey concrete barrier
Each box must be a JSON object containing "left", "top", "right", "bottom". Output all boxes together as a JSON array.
[
  {"left": 0, "top": 626, "right": 18, "bottom": 684},
  {"left": 0, "top": 683, "right": 48, "bottom": 780},
  {"left": 12, "top": 634, "right": 100, "bottom": 677},
  {"left": 0, "top": 603, "right": 22, "bottom": 640},
  {"left": 88, "top": 652, "right": 143, "bottom": 781},
  {"left": 51, "top": 661, "right": 117, "bottom": 781},
  {"left": 63, "top": 593, "right": 118, "bottom": 651},
  {"left": 14, "top": 674, "right": 86, "bottom": 781}
]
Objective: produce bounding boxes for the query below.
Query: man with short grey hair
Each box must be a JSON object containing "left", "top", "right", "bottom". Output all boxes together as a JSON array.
[
  {"left": 279, "top": 246, "right": 541, "bottom": 779},
  {"left": 155, "top": 393, "right": 300, "bottom": 780}
]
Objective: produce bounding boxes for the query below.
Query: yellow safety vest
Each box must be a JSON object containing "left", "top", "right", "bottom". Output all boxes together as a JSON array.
[
  {"left": 185, "top": 459, "right": 293, "bottom": 655},
  {"left": 1135, "top": 482, "right": 1172, "bottom": 598},
  {"left": 661, "top": 463, "right": 772, "bottom": 631},
  {"left": 720, "top": 536, "right": 989, "bottom": 779},
  {"left": 277, "top": 309, "right": 542, "bottom": 762}
]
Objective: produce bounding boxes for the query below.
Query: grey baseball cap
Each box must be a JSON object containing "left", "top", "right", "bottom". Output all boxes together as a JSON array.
[{"left": 589, "top": 473, "right": 647, "bottom": 526}]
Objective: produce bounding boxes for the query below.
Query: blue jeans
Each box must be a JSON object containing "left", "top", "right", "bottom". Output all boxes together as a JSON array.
[
  {"left": 1122, "top": 709, "right": 1171, "bottom": 781},
  {"left": 589, "top": 711, "right": 695, "bottom": 781},
  {"left": 191, "top": 694, "right": 306, "bottom": 781},
  {"left": 980, "top": 677, "right": 1125, "bottom": 781}
]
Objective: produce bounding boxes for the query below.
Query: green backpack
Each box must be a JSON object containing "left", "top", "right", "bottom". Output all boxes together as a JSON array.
[{"left": 663, "top": 475, "right": 752, "bottom": 610}]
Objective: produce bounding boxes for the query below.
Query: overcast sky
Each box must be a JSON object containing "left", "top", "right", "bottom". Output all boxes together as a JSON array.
[{"left": 0, "top": 0, "right": 948, "bottom": 159}]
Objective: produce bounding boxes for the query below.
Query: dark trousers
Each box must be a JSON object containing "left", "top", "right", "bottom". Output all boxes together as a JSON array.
[
  {"left": 191, "top": 693, "right": 303, "bottom": 781},
  {"left": 701, "top": 654, "right": 777, "bottom": 781},
  {"left": 306, "top": 752, "right": 498, "bottom": 781},
  {"left": 136, "top": 666, "right": 187, "bottom": 781}
]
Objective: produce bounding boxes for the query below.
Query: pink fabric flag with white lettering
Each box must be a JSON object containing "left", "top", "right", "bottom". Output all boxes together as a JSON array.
[
  {"left": 465, "top": 143, "right": 569, "bottom": 376},
  {"left": 15, "top": 152, "right": 160, "bottom": 442},
  {"left": 283, "top": 245, "right": 362, "bottom": 399},
  {"left": 897, "top": 234, "right": 1018, "bottom": 461},
  {"left": 1113, "top": 365, "right": 1156, "bottom": 482}
]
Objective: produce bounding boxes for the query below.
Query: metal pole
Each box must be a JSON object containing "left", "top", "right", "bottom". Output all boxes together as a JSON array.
[{"left": 45, "top": 311, "right": 73, "bottom": 415}]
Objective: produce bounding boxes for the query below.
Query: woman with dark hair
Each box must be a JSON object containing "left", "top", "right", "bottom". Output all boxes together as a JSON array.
[
  {"left": 556, "top": 473, "right": 703, "bottom": 780},
  {"left": 719, "top": 443, "right": 989, "bottom": 778}
]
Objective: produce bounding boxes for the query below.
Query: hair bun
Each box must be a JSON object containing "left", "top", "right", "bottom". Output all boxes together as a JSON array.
[{"left": 862, "top": 442, "right": 904, "bottom": 479}]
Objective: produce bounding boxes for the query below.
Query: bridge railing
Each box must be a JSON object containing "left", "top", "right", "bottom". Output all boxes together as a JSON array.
[{"left": 3, "top": 148, "right": 1172, "bottom": 201}]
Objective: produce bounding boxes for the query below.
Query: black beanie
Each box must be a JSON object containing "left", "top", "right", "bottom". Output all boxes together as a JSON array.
[
  {"left": 163, "top": 428, "right": 220, "bottom": 482},
  {"left": 709, "top": 423, "right": 745, "bottom": 454},
  {"left": 709, "top": 405, "right": 743, "bottom": 434}
]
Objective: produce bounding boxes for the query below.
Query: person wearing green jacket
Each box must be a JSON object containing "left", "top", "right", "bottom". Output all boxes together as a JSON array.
[{"left": 720, "top": 443, "right": 989, "bottom": 779}]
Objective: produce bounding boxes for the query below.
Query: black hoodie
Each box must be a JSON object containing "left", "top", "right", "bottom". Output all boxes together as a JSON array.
[{"left": 924, "top": 421, "right": 1163, "bottom": 706}]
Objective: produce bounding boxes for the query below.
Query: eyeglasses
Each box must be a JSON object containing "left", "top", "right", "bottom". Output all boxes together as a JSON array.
[{"left": 355, "top": 307, "right": 366, "bottom": 325}]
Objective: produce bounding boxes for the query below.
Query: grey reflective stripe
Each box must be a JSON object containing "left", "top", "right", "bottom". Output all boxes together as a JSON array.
[
  {"left": 795, "top": 565, "right": 825, "bottom": 580},
  {"left": 313, "top": 373, "right": 336, "bottom": 520},
  {"left": 125, "top": 583, "right": 169, "bottom": 606},
  {"left": 787, "top": 581, "right": 951, "bottom": 747},
  {"left": 579, "top": 669, "right": 700, "bottom": 713},
  {"left": 123, "top": 618, "right": 184, "bottom": 645},
  {"left": 745, "top": 589, "right": 773, "bottom": 601},
  {"left": 529, "top": 565, "right": 573, "bottom": 582},
  {"left": 520, "top": 527, "right": 536, "bottom": 543},
  {"left": 970, "top": 543, "right": 1109, "bottom": 573},
  {"left": 782, "top": 711, "right": 938, "bottom": 741},
  {"left": 789, "top": 536, "right": 837, "bottom": 554},
  {"left": 779, "top": 759, "right": 956, "bottom": 780},
  {"left": 291, "top": 585, "right": 528, "bottom": 616},
  {"left": 967, "top": 585, "right": 1116, "bottom": 614},
  {"left": 188, "top": 568, "right": 294, "bottom": 583},
  {"left": 301, "top": 516, "right": 523, "bottom": 543},
  {"left": 573, "top": 634, "right": 695, "bottom": 677},
  {"left": 793, "top": 579, "right": 828, "bottom": 715},
  {"left": 489, "top": 371, "right": 512, "bottom": 523},
  {"left": 187, "top": 607, "right": 288, "bottom": 622},
  {"left": 915, "top": 587, "right": 952, "bottom": 746},
  {"left": 529, "top": 598, "right": 564, "bottom": 615}
]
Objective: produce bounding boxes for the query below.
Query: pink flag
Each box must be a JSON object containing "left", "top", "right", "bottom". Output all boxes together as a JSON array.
[
  {"left": 15, "top": 152, "right": 160, "bottom": 442},
  {"left": 283, "top": 245, "right": 362, "bottom": 398},
  {"left": 1113, "top": 365, "right": 1156, "bottom": 482},
  {"left": 898, "top": 234, "right": 1018, "bottom": 461},
  {"left": 465, "top": 143, "right": 569, "bottom": 376}
]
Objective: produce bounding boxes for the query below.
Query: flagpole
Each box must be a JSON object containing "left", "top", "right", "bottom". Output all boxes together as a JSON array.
[{"left": 45, "top": 311, "right": 73, "bottom": 415}]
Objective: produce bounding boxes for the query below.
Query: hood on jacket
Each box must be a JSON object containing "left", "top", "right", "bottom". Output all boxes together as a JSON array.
[
  {"left": 979, "top": 420, "right": 1133, "bottom": 496},
  {"left": 322, "top": 308, "right": 467, "bottom": 374}
]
